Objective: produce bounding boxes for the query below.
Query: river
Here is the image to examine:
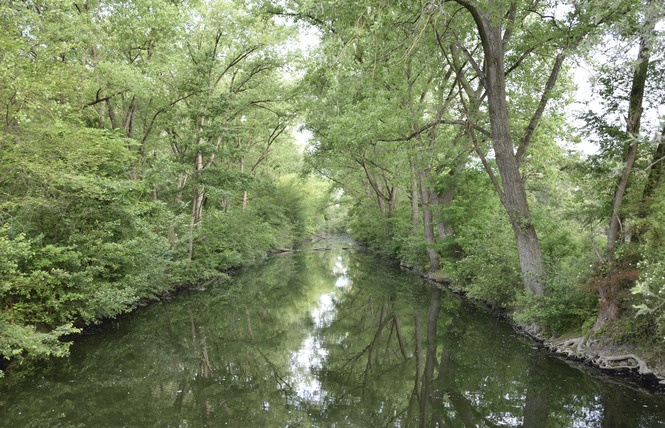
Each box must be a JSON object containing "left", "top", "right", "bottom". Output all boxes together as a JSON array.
[{"left": 1, "top": 239, "right": 665, "bottom": 426}]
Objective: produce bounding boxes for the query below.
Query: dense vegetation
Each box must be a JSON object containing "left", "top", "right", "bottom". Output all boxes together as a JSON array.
[
  {"left": 0, "top": 0, "right": 339, "bottom": 375},
  {"left": 1, "top": 0, "right": 664, "bottom": 377},
  {"left": 286, "top": 0, "right": 665, "bottom": 351}
]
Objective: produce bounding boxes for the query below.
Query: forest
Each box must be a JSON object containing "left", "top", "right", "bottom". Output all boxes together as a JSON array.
[{"left": 1, "top": 0, "right": 664, "bottom": 379}]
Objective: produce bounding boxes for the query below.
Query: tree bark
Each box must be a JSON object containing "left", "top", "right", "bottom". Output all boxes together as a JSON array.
[
  {"left": 595, "top": 20, "right": 655, "bottom": 330},
  {"left": 188, "top": 141, "right": 206, "bottom": 261},
  {"left": 454, "top": 1, "right": 545, "bottom": 295},
  {"left": 432, "top": 185, "right": 455, "bottom": 241},
  {"left": 241, "top": 154, "right": 248, "bottom": 213},
  {"left": 419, "top": 179, "right": 441, "bottom": 272},
  {"left": 607, "top": 29, "right": 652, "bottom": 252},
  {"left": 411, "top": 178, "right": 420, "bottom": 229}
]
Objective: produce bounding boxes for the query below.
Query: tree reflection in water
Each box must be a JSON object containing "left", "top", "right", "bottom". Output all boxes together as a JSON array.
[{"left": 1, "top": 243, "right": 665, "bottom": 426}]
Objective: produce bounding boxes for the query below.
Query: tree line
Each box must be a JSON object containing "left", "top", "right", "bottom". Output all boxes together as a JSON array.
[
  {"left": 282, "top": 0, "right": 665, "bottom": 346},
  {"left": 1, "top": 0, "right": 665, "bottom": 375},
  {"left": 0, "top": 0, "right": 337, "bottom": 374}
]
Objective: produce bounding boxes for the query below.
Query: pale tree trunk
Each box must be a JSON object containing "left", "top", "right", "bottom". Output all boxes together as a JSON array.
[
  {"left": 377, "top": 189, "right": 386, "bottom": 212},
  {"left": 175, "top": 173, "right": 188, "bottom": 204},
  {"left": 240, "top": 154, "right": 248, "bottom": 213},
  {"left": 388, "top": 186, "right": 398, "bottom": 212},
  {"left": 188, "top": 133, "right": 206, "bottom": 261},
  {"left": 405, "top": 68, "right": 441, "bottom": 272},
  {"left": 124, "top": 97, "right": 140, "bottom": 181},
  {"left": 188, "top": 186, "right": 203, "bottom": 261},
  {"left": 364, "top": 184, "right": 372, "bottom": 199},
  {"left": 221, "top": 198, "right": 230, "bottom": 211},
  {"left": 411, "top": 179, "right": 420, "bottom": 230},
  {"left": 432, "top": 184, "right": 456, "bottom": 241},
  {"left": 455, "top": 2, "right": 545, "bottom": 295},
  {"left": 409, "top": 153, "right": 420, "bottom": 230}
]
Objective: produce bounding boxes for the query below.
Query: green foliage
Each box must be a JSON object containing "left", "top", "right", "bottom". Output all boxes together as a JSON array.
[
  {"left": 0, "top": 0, "right": 663, "bottom": 380},
  {"left": 196, "top": 208, "right": 277, "bottom": 274},
  {"left": 514, "top": 279, "right": 598, "bottom": 336},
  {"left": 346, "top": 201, "right": 416, "bottom": 262},
  {"left": 0, "top": 0, "right": 314, "bottom": 377},
  {"left": 396, "top": 234, "right": 431, "bottom": 271},
  {"left": 449, "top": 227, "right": 523, "bottom": 307},
  {"left": 435, "top": 170, "right": 519, "bottom": 306},
  {"left": 0, "top": 322, "right": 81, "bottom": 374},
  {"left": 632, "top": 257, "right": 665, "bottom": 337}
]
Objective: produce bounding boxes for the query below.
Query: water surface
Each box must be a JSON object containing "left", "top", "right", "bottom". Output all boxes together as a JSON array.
[{"left": 2, "top": 241, "right": 665, "bottom": 426}]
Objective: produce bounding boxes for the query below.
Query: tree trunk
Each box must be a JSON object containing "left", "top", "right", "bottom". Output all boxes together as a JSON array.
[
  {"left": 242, "top": 190, "right": 248, "bottom": 212},
  {"left": 388, "top": 186, "right": 398, "bottom": 212},
  {"left": 596, "top": 14, "right": 655, "bottom": 330},
  {"left": 608, "top": 23, "right": 655, "bottom": 251},
  {"left": 419, "top": 179, "right": 440, "bottom": 272},
  {"left": 188, "top": 151, "right": 205, "bottom": 261},
  {"left": 411, "top": 179, "right": 420, "bottom": 230},
  {"left": 462, "top": 6, "right": 545, "bottom": 295},
  {"left": 241, "top": 154, "right": 248, "bottom": 213},
  {"left": 432, "top": 186, "right": 455, "bottom": 241}
]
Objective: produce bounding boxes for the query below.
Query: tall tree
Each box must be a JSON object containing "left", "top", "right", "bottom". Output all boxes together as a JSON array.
[
  {"left": 434, "top": 0, "right": 623, "bottom": 295},
  {"left": 607, "top": 2, "right": 662, "bottom": 252}
]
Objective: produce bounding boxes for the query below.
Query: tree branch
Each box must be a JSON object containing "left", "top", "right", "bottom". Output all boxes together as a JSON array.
[{"left": 515, "top": 53, "right": 566, "bottom": 166}]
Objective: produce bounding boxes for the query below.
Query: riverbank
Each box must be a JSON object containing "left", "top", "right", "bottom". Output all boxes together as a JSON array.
[
  {"left": 0, "top": 234, "right": 334, "bottom": 379},
  {"left": 412, "top": 268, "right": 665, "bottom": 394}
]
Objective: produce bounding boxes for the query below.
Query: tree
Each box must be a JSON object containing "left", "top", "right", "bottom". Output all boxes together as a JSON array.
[
  {"left": 0, "top": 0, "right": 310, "bottom": 372},
  {"left": 440, "top": 0, "right": 622, "bottom": 295},
  {"left": 580, "top": 0, "right": 665, "bottom": 329},
  {"left": 606, "top": 2, "right": 661, "bottom": 253},
  {"left": 162, "top": 0, "right": 296, "bottom": 261}
]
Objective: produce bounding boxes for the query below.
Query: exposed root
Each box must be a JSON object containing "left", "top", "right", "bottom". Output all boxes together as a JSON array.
[
  {"left": 592, "top": 354, "right": 653, "bottom": 376},
  {"left": 542, "top": 334, "right": 665, "bottom": 388},
  {"left": 511, "top": 320, "right": 665, "bottom": 389},
  {"left": 407, "top": 272, "right": 665, "bottom": 391}
]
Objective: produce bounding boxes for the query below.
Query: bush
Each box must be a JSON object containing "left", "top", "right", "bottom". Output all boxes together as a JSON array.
[{"left": 514, "top": 276, "right": 598, "bottom": 335}]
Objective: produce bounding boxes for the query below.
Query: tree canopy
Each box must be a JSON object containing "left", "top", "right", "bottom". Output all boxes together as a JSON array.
[{"left": 1, "top": 0, "right": 665, "bottom": 377}]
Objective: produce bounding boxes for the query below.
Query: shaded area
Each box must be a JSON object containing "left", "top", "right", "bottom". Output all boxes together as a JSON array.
[{"left": 1, "top": 241, "right": 665, "bottom": 426}]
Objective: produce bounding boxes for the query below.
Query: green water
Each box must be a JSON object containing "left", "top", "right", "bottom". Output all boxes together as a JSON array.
[{"left": 2, "top": 241, "right": 665, "bottom": 427}]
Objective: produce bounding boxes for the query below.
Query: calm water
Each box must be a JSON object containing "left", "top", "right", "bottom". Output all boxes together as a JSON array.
[{"left": 2, "top": 240, "right": 665, "bottom": 427}]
